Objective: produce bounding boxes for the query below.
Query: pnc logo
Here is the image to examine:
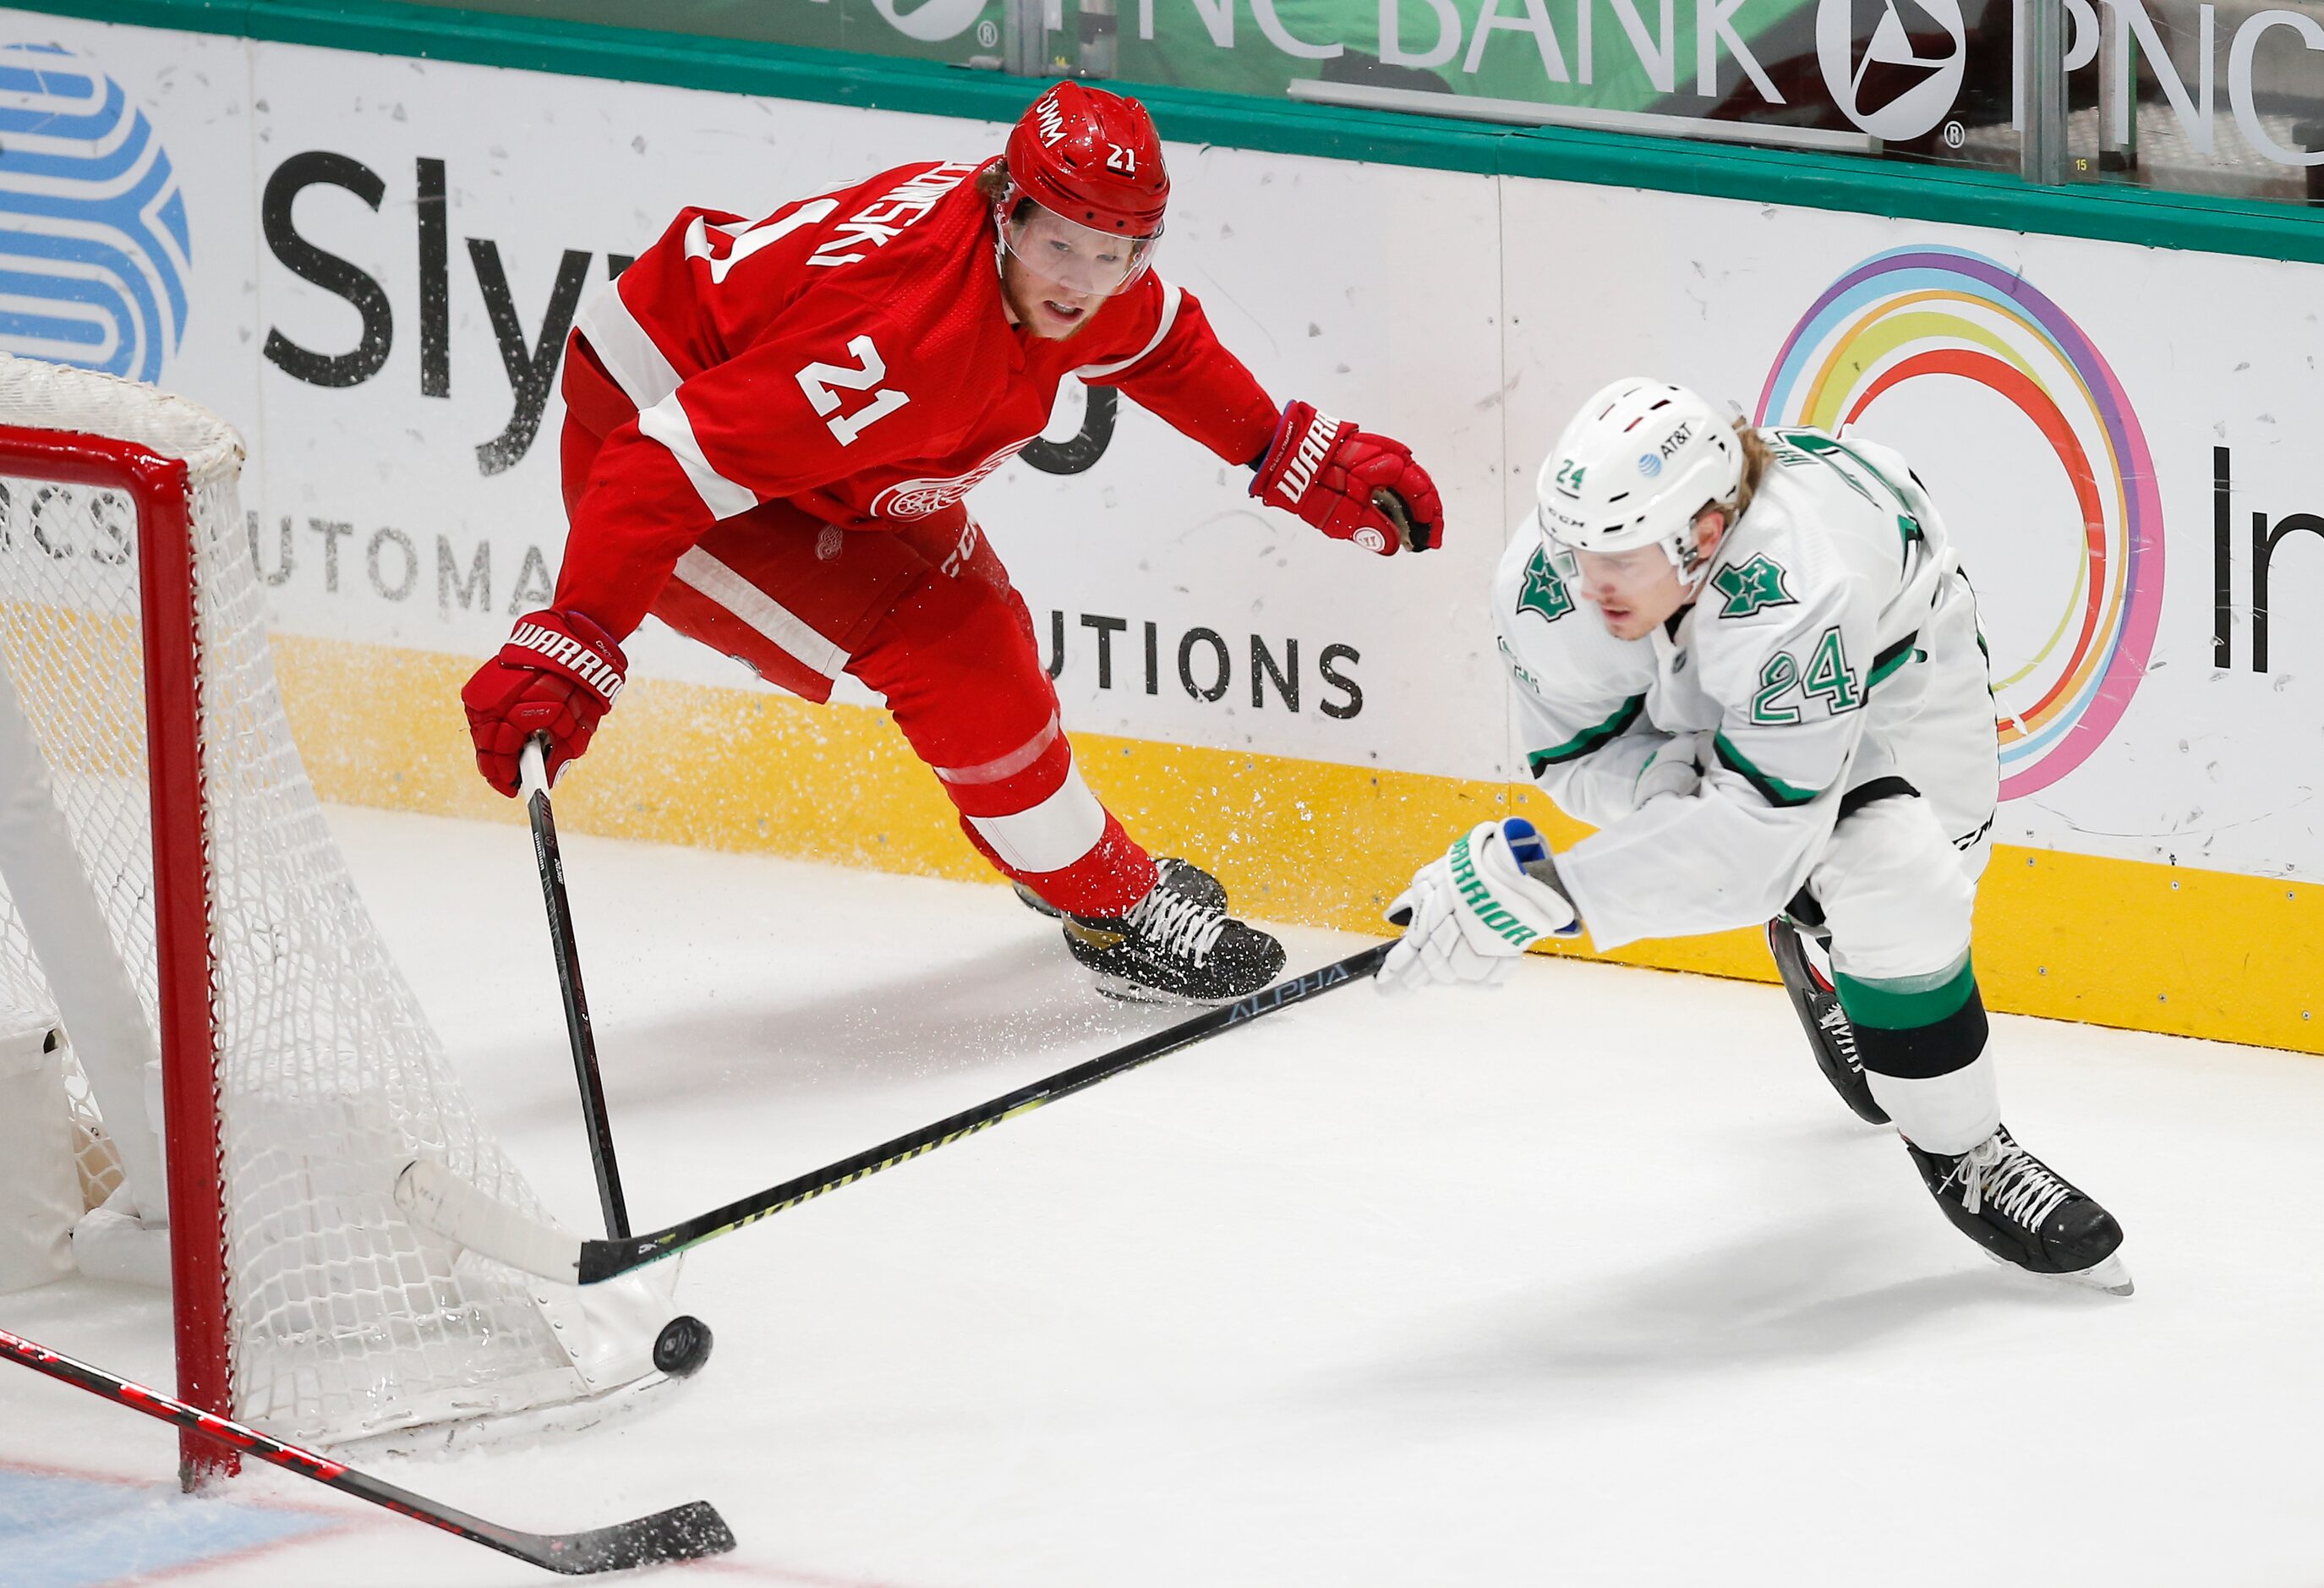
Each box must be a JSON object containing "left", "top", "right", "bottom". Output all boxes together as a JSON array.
[{"left": 1815, "top": 0, "right": 1966, "bottom": 142}]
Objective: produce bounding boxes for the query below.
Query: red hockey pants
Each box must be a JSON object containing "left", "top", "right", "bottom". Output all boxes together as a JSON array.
[{"left": 558, "top": 340, "right": 1156, "bottom": 918}]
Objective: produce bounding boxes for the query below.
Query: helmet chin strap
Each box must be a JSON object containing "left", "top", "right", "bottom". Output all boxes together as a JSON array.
[
  {"left": 1661, "top": 533, "right": 1710, "bottom": 590},
  {"left": 1665, "top": 501, "right": 1730, "bottom": 592},
  {"left": 991, "top": 233, "right": 1019, "bottom": 326}
]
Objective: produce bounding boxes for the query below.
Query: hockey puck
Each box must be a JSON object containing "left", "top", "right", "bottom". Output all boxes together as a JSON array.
[{"left": 653, "top": 1314, "right": 714, "bottom": 1379}]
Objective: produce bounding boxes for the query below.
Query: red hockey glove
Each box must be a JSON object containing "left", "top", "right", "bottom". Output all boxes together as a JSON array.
[
  {"left": 461, "top": 608, "right": 628, "bottom": 797},
  {"left": 1250, "top": 400, "right": 1444, "bottom": 556}
]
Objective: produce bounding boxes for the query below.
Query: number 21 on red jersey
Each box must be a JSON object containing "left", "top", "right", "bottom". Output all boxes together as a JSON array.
[{"left": 795, "top": 335, "right": 910, "bottom": 447}]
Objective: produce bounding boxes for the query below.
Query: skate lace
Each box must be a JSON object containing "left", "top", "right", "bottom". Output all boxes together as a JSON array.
[
  {"left": 1814, "top": 1000, "right": 1858, "bottom": 1062},
  {"left": 1127, "top": 879, "right": 1228, "bottom": 966},
  {"left": 1952, "top": 1136, "right": 2073, "bottom": 1229}
]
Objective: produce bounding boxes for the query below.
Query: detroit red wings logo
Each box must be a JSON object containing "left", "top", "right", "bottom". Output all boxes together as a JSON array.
[{"left": 870, "top": 441, "right": 1029, "bottom": 519}]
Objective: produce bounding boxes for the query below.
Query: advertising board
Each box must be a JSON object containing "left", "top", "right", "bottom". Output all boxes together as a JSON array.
[{"left": 3, "top": 9, "right": 2316, "bottom": 1047}]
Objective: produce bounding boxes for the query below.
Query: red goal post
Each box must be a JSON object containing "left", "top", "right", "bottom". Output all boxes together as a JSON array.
[
  {"left": 0, "top": 357, "right": 681, "bottom": 1487},
  {"left": 0, "top": 422, "right": 232, "bottom": 1482}
]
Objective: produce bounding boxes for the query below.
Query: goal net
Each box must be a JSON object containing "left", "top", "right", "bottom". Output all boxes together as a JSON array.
[{"left": 0, "top": 355, "right": 674, "bottom": 1476}]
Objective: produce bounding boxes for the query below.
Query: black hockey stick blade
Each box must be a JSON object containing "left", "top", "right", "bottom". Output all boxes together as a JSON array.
[
  {"left": 0, "top": 1326, "right": 736, "bottom": 1574},
  {"left": 399, "top": 940, "right": 1392, "bottom": 1285},
  {"left": 528, "top": 1500, "right": 737, "bottom": 1575}
]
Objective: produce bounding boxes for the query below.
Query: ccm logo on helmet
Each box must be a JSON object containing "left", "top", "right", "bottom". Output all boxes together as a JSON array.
[{"left": 1034, "top": 92, "right": 1068, "bottom": 146}]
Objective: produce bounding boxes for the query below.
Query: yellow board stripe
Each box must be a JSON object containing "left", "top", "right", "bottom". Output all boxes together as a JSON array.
[{"left": 276, "top": 633, "right": 2322, "bottom": 1057}]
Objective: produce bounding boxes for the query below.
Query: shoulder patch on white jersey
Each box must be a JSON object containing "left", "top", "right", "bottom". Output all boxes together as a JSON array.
[
  {"left": 1514, "top": 545, "right": 1577, "bottom": 625},
  {"left": 1709, "top": 552, "right": 1797, "bottom": 619}
]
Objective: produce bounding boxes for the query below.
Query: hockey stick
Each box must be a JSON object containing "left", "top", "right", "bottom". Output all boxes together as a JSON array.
[
  {"left": 521, "top": 737, "right": 630, "bottom": 1240},
  {"left": 0, "top": 1326, "right": 735, "bottom": 1574},
  {"left": 517, "top": 741, "right": 718, "bottom": 1375},
  {"left": 400, "top": 939, "right": 1393, "bottom": 1284}
]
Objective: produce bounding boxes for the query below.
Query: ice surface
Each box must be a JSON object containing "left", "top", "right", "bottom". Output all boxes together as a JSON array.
[{"left": 3, "top": 804, "right": 2321, "bottom": 1587}]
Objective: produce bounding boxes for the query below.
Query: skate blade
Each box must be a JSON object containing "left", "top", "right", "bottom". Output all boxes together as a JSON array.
[
  {"left": 2062, "top": 1252, "right": 2135, "bottom": 1296},
  {"left": 1984, "top": 1249, "right": 2135, "bottom": 1296},
  {"left": 1088, "top": 972, "right": 1226, "bottom": 1009}
]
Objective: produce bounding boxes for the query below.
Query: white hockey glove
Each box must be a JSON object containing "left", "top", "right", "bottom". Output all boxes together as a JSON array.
[
  {"left": 1632, "top": 729, "right": 1715, "bottom": 807},
  {"left": 1378, "top": 818, "right": 1580, "bottom": 996}
]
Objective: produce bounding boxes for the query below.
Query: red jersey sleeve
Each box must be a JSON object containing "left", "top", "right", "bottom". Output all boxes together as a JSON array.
[
  {"left": 555, "top": 306, "right": 932, "bottom": 638},
  {"left": 1077, "top": 276, "right": 1279, "bottom": 467}
]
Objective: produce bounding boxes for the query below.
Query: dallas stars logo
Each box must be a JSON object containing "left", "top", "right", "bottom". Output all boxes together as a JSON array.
[
  {"left": 1517, "top": 547, "right": 1574, "bottom": 624},
  {"left": 1711, "top": 553, "right": 1798, "bottom": 619}
]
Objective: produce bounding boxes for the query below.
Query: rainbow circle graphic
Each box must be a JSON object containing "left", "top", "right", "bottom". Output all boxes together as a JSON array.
[{"left": 1756, "top": 246, "right": 2162, "bottom": 799}]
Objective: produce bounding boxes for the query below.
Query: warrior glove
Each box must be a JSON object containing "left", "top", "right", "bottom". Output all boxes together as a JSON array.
[
  {"left": 1379, "top": 819, "right": 1579, "bottom": 995},
  {"left": 462, "top": 607, "right": 628, "bottom": 797},
  {"left": 1251, "top": 400, "right": 1443, "bottom": 556}
]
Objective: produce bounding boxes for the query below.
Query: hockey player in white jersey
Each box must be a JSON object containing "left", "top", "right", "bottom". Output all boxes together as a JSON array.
[{"left": 1381, "top": 377, "right": 2130, "bottom": 1295}]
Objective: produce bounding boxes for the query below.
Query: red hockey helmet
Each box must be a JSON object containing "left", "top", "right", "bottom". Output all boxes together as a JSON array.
[
  {"left": 1003, "top": 82, "right": 1169, "bottom": 238},
  {"left": 996, "top": 85, "right": 1167, "bottom": 299}
]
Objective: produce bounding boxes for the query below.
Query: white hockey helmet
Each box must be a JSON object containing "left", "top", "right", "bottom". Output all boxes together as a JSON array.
[{"left": 1534, "top": 379, "right": 1742, "bottom": 583}]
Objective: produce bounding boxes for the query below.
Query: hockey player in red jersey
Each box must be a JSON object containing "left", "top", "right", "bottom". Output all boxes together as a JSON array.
[{"left": 462, "top": 83, "right": 1443, "bottom": 1004}]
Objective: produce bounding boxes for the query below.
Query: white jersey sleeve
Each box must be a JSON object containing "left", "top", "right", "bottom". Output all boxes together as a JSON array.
[{"left": 1490, "top": 533, "right": 1664, "bottom": 830}]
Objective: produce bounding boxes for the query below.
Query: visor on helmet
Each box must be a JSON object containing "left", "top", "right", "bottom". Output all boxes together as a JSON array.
[
  {"left": 1539, "top": 508, "right": 1710, "bottom": 589},
  {"left": 999, "top": 197, "right": 1160, "bottom": 298}
]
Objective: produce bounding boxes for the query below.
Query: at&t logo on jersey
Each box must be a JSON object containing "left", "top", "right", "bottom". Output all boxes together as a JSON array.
[{"left": 0, "top": 44, "right": 191, "bottom": 382}]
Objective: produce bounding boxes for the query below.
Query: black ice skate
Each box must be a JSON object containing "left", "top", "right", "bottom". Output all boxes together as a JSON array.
[
  {"left": 1014, "top": 857, "right": 1224, "bottom": 921},
  {"left": 1765, "top": 919, "right": 1889, "bottom": 1125},
  {"left": 1060, "top": 859, "right": 1284, "bottom": 1005},
  {"left": 1906, "top": 1125, "right": 2132, "bottom": 1295}
]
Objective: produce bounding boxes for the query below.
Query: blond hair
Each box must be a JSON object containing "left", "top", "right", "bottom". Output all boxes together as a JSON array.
[{"left": 976, "top": 158, "right": 1047, "bottom": 234}]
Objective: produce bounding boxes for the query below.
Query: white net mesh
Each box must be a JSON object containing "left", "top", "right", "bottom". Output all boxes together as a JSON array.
[{"left": 0, "top": 355, "right": 661, "bottom": 1443}]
